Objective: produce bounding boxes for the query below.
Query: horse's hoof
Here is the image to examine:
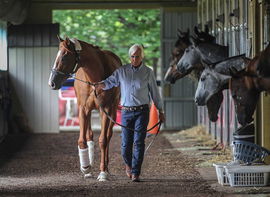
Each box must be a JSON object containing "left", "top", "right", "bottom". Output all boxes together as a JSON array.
[
  {"left": 84, "top": 173, "right": 93, "bottom": 179},
  {"left": 80, "top": 166, "right": 91, "bottom": 175},
  {"left": 97, "top": 171, "right": 108, "bottom": 181}
]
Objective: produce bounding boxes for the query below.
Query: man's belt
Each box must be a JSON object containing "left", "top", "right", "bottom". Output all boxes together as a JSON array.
[{"left": 121, "top": 104, "right": 149, "bottom": 111}]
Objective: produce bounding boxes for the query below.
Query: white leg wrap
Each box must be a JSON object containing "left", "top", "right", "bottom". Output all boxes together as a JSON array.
[
  {"left": 78, "top": 146, "right": 91, "bottom": 176},
  {"left": 97, "top": 171, "right": 108, "bottom": 181},
  {"left": 87, "top": 141, "right": 95, "bottom": 167}
]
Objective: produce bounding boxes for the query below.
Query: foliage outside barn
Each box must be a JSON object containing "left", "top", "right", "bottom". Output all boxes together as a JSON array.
[{"left": 53, "top": 9, "right": 161, "bottom": 68}]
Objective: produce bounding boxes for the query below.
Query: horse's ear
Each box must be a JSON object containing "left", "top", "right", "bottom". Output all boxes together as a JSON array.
[
  {"left": 177, "top": 28, "right": 185, "bottom": 38},
  {"left": 194, "top": 26, "right": 199, "bottom": 36},
  {"left": 57, "top": 35, "right": 64, "bottom": 42},
  {"left": 65, "top": 36, "right": 70, "bottom": 45},
  {"left": 204, "top": 25, "right": 209, "bottom": 34},
  {"left": 190, "top": 36, "right": 199, "bottom": 46},
  {"left": 265, "top": 41, "right": 270, "bottom": 49}
]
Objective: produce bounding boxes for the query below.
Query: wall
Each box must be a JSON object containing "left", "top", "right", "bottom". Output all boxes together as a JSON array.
[
  {"left": 197, "top": 0, "right": 250, "bottom": 145},
  {"left": 0, "top": 21, "right": 8, "bottom": 141},
  {"left": 161, "top": 8, "right": 198, "bottom": 130},
  {"left": 8, "top": 24, "right": 59, "bottom": 133},
  {"left": 0, "top": 21, "right": 7, "bottom": 71}
]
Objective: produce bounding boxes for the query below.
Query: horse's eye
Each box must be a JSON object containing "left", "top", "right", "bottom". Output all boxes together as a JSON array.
[
  {"left": 201, "top": 76, "right": 205, "bottom": 81},
  {"left": 185, "top": 49, "right": 189, "bottom": 53}
]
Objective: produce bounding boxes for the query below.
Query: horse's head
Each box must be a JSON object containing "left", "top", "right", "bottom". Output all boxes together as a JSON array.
[
  {"left": 194, "top": 68, "right": 230, "bottom": 106},
  {"left": 193, "top": 25, "right": 216, "bottom": 43},
  {"left": 230, "top": 77, "right": 260, "bottom": 126},
  {"left": 164, "top": 29, "right": 191, "bottom": 83},
  {"left": 48, "top": 36, "right": 79, "bottom": 90},
  {"left": 164, "top": 64, "right": 187, "bottom": 84},
  {"left": 172, "top": 28, "right": 191, "bottom": 59},
  {"left": 176, "top": 44, "right": 202, "bottom": 74},
  {"left": 166, "top": 27, "right": 219, "bottom": 83},
  {"left": 195, "top": 55, "right": 250, "bottom": 106}
]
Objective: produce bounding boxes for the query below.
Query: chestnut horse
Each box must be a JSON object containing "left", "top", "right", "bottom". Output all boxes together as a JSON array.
[
  {"left": 230, "top": 43, "right": 270, "bottom": 125},
  {"left": 48, "top": 37, "right": 121, "bottom": 181}
]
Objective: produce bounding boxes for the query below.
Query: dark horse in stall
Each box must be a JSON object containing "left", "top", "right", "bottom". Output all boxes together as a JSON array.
[
  {"left": 164, "top": 26, "right": 215, "bottom": 84},
  {"left": 193, "top": 55, "right": 254, "bottom": 126},
  {"left": 167, "top": 30, "right": 229, "bottom": 122},
  {"left": 194, "top": 43, "right": 270, "bottom": 126},
  {"left": 164, "top": 29, "right": 191, "bottom": 84},
  {"left": 48, "top": 37, "right": 121, "bottom": 181}
]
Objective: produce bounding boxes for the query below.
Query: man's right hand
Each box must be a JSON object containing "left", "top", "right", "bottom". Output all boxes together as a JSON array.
[{"left": 93, "top": 82, "right": 105, "bottom": 91}]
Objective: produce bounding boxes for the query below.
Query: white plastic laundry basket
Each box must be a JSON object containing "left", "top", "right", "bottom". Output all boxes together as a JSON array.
[
  {"left": 213, "top": 163, "right": 230, "bottom": 186},
  {"left": 225, "top": 165, "right": 270, "bottom": 187}
]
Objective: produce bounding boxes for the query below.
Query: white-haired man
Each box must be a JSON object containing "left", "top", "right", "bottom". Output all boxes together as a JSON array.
[{"left": 94, "top": 44, "right": 165, "bottom": 182}]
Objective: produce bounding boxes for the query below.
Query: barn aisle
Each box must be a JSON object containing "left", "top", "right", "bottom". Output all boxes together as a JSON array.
[{"left": 0, "top": 131, "right": 223, "bottom": 197}]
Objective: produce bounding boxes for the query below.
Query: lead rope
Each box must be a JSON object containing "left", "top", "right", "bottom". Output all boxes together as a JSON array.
[
  {"left": 93, "top": 88, "right": 162, "bottom": 133},
  {"left": 144, "top": 122, "right": 162, "bottom": 155}
]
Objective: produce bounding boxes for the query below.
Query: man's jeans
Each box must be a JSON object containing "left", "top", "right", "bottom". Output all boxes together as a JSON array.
[{"left": 121, "top": 108, "right": 150, "bottom": 176}]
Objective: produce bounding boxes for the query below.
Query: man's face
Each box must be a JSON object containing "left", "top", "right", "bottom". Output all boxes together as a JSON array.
[{"left": 130, "top": 49, "right": 143, "bottom": 67}]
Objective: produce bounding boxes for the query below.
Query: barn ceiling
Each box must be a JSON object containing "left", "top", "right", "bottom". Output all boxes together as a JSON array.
[
  {"left": 31, "top": 0, "right": 197, "bottom": 9},
  {"left": 0, "top": 0, "right": 30, "bottom": 24},
  {"left": 0, "top": 0, "right": 196, "bottom": 24}
]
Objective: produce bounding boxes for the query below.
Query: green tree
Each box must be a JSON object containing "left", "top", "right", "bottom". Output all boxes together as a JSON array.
[{"left": 53, "top": 9, "right": 160, "bottom": 67}]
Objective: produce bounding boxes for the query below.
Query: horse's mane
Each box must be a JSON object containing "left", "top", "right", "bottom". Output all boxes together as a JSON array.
[
  {"left": 188, "top": 67, "right": 203, "bottom": 82},
  {"left": 257, "top": 44, "right": 270, "bottom": 77},
  {"left": 78, "top": 40, "right": 101, "bottom": 50},
  {"left": 198, "top": 42, "right": 229, "bottom": 56},
  {"left": 63, "top": 39, "right": 102, "bottom": 52},
  {"left": 244, "top": 57, "right": 258, "bottom": 90}
]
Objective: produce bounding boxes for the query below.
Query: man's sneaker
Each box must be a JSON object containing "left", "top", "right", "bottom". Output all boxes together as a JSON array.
[{"left": 131, "top": 174, "right": 140, "bottom": 182}]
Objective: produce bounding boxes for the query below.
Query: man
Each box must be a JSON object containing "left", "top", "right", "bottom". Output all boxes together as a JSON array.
[{"left": 94, "top": 44, "right": 165, "bottom": 182}]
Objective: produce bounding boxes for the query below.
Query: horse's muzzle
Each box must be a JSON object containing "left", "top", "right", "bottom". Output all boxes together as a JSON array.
[
  {"left": 195, "top": 97, "right": 206, "bottom": 106},
  {"left": 48, "top": 80, "right": 57, "bottom": 90},
  {"left": 48, "top": 71, "right": 67, "bottom": 90}
]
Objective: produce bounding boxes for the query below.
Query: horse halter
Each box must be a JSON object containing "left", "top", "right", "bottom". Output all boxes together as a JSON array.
[{"left": 51, "top": 38, "right": 82, "bottom": 78}]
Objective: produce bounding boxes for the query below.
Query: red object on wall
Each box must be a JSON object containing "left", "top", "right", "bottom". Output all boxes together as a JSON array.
[
  {"left": 59, "top": 87, "right": 79, "bottom": 126},
  {"left": 59, "top": 87, "right": 122, "bottom": 128}
]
